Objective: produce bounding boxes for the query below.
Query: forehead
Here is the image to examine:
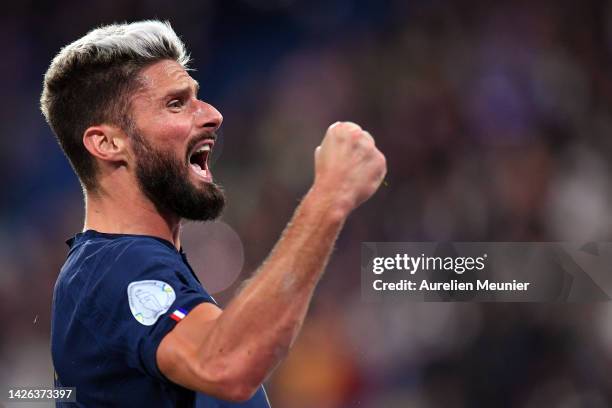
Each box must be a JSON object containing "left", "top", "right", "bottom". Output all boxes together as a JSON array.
[{"left": 135, "top": 59, "right": 196, "bottom": 98}]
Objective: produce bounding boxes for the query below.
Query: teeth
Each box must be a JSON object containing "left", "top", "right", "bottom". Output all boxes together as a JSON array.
[{"left": 196, "top": 145, "right": 211, "bottom": 153}]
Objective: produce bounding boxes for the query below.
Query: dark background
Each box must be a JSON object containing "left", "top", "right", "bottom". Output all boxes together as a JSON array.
[{"left": 2, "top": 0, "right": 612, "bottom": 406}]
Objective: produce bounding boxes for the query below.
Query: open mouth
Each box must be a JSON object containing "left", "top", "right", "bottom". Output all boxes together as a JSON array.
[{"left": 188, "top": 141, "right": 213, "bottom": 182}]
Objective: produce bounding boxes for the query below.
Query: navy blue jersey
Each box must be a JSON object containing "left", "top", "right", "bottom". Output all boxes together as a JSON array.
[{"left": 51, "top": 230, "right": 270, "bottom": 407}]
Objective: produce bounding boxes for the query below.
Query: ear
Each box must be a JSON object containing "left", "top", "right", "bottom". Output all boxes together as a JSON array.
[{"left": 82, "top": 124, "right": 129, "bottom": 164}]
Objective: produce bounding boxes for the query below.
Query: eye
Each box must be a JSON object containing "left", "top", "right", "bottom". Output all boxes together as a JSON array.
[{"left": 167, "top": 99, "right": 184, "bottom": 110}]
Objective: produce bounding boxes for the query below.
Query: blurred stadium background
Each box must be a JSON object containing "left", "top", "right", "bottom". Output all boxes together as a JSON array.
[{"left": 2, "top": 0, "right": 612, "bottom": 406}]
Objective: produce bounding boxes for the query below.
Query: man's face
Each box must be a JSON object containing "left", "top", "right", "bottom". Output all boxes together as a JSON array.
[{"left": 127, "top": 60, "right": 225, "bottom": 221}]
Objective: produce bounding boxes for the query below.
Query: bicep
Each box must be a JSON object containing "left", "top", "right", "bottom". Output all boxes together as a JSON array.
[
  {"left": 157, "top": 302, "right": 223, "bottom": 393},
  {"left": 157, "top": 302, "right": 263, "bottom": 402}
]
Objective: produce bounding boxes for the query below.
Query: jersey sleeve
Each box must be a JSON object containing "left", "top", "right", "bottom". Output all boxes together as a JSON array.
[{"left": 80, "top": 238, "right": 217, "bottom": 383}]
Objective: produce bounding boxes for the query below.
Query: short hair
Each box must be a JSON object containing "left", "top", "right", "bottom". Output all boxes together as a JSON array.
[{"left": 40, "top": 20, "right": 190, "bottom": 191}]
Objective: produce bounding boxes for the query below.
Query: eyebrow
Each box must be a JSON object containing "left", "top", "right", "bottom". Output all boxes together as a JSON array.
[{"left": 163, "top": 79, "right": 200, "bottom": 99}]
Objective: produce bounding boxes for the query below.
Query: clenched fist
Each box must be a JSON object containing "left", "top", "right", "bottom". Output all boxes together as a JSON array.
[{"left": 313, "top": 121, "right": 387, "bottom": 215}]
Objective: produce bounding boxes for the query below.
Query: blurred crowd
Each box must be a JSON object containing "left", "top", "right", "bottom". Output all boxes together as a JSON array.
[{"left": 2, "top": 0, "right": 612, "bottom": 406}]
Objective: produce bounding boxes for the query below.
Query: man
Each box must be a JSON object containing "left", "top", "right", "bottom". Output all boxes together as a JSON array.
[{"left": 41, "top": 20, "right": 386, "bottom": 407}]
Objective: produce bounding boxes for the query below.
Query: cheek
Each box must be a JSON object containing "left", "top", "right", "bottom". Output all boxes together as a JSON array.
[
  {"left": 142, "top": 114, "right": 193, "bottom": 149},
  {"left": 156, "top": 120, "right": 192, "bottom": 144}
]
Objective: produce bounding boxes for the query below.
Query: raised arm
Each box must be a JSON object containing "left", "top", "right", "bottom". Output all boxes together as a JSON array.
[{"left": 157, "top": 121, "right": 387, "bottom": 401}]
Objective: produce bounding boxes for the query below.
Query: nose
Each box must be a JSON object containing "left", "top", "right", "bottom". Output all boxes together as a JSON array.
[{"left": 195, "top": 100, "right": 223, "bottom": 132}]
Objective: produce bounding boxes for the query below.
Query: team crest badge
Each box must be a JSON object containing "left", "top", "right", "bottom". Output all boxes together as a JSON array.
[{"left": 127, "top": 280, "right": 176, "bottom": 326}]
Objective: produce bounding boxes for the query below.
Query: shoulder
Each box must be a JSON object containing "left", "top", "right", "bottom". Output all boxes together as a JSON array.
[
  {"left": 67, "top": 235, "right": 184, "bottom": 284},
  {"left": 92, "top": 237, "right": 189, "bottom": 291},
  {"left": 103, "top": 236, "right": 180, "bottom": 269},
  {"left": 65, "top": 233, "right": 179, "bottom": 270},
  {"left": 63, "top": 236, "right": 201, "bottom": 328},
  {"left": 61, "top": 235, "right": 189, "bottom": 307}
]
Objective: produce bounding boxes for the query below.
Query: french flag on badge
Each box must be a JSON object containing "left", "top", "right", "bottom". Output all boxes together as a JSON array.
[{"left": 170, "top": 307, "right": 187, "bottom": 322}]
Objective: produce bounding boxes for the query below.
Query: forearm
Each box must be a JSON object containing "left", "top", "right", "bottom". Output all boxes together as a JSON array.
[
  {"left": 162, "top": 121, "right": 387, "bottom": 400},
  {"left": 197, "top": 185, "right": 348, "bottom": 389}
]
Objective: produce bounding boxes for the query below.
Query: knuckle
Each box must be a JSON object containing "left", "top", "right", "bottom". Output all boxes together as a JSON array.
[
  {"left": 339, "top": 121, "right": 362, "bottom": 132},
  {"left": 363, "top": 140, "right": 376, "bottom": 154},
  {"left": 328, "top": 121, "right": 341, "bottom": 131},
  {"left": 375, "top": 153, "right": 386, "bottom": 169},
  {"left": 347, "top": 121, "right": 363, "bottom": 131},
  {"left": 349, "top": 131, "right": 362, "bottom": 142},
  {"left": 334, "top": 131, "right": 347, "bottom": 142},
  {"left": 379, "top": 152, "right": 387, "bottom": 166}
]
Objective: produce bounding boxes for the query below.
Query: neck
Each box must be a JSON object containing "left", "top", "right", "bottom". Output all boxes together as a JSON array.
[{"left": 83, "top": 182, "right": 181, "bottom": 249}]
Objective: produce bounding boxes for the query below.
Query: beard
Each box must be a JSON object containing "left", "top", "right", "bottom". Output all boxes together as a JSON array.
[{"left": 129, "top": 130, "right": 226, "bottom": 221}]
